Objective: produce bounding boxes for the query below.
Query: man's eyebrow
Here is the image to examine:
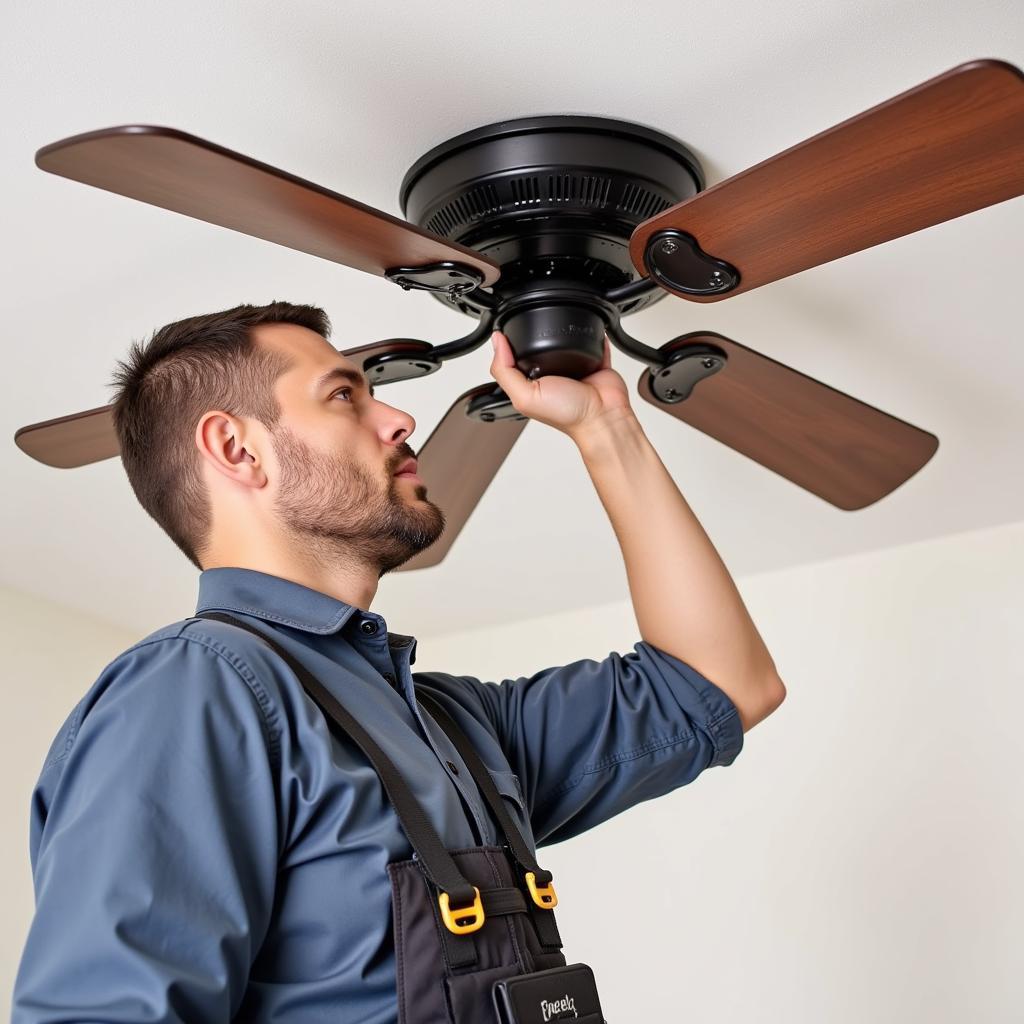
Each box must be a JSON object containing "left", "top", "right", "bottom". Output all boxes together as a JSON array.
[{"left": 313, "top": 366, "right": 376, "bottom": 397}]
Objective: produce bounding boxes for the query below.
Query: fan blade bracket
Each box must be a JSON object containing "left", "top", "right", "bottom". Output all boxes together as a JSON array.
[
  {"left": 643, "top": 230, "right": 740, "bottom": 296},
  {"left": 363, "top": 347, "right": 444, "bottom": 387},
  {"left": 646, "top": 340, "right": 729, "bottom": 403},
  {"left": 635, "top": 330, "right": 939, "bottom": 509},
  {"left": 465, "top": 384, "right": 528, "bottom": 423},
  {"left": 384, "top": 262, "right": 487, "bottom": 297}
]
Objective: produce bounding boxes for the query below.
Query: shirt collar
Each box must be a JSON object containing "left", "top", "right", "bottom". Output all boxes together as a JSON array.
[{"left": 195, "top": 566, "right": 370, "bottom": 636}]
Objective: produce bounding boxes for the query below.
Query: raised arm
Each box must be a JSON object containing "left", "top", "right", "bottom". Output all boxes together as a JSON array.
[{"left": 489, "top": 330, "right": 786, "bottom": 734}]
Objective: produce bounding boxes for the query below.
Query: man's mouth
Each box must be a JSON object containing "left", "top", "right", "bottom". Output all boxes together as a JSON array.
[{"left": 394, "top": 457, "right": 420, "bottom": 481}]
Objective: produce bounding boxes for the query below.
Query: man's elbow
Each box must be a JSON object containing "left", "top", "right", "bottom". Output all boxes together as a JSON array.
[{"left": 737, "top": 672, "right": 787, "bottom": 734}]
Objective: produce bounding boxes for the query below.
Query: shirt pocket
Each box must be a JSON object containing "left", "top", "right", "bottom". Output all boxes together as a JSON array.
[{"left": 486, "top": 768, "right": 536, "bottom": 852}]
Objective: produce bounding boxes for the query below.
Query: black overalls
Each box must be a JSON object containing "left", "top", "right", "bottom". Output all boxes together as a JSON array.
[{"left": 197, "top": 611, "right": 578, "bottom": 1023}]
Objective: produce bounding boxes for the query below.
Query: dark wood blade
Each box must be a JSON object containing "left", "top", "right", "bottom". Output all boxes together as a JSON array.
[
  {"left": 397, "top": 384, "right": 529, "bottom": 571},
  {"left": 14, "top": 404, "right": 117, "bottom": 468},
  {"left": 36, "top": 125, "right": 500, "bottom": 285},
  {"left": 630, "top": 59, "right": 1024, "bottom": 302},
  {"left": 13, "top": 339, "right": 431, "bottom": 469},
  {"left": 637, "top": 333, "right": 938, "bottom": 509}
]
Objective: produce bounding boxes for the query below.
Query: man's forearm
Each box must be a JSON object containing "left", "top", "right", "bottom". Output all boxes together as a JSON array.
[{"left": 570, "top": 409, "right": 786, "bottom": 731}]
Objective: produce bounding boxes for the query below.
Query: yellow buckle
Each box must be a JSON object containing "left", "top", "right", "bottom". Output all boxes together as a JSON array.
[
  {"left": 438, "top": 887, "right": 485, "bottom": 934},
  {"left": 525, "top": 871, "right": 558, "bottom": 909}
]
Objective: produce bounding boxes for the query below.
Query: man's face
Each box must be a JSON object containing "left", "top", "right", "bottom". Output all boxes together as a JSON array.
[{"left": 252, "top": 322, "right": 446, "bottom": 575}]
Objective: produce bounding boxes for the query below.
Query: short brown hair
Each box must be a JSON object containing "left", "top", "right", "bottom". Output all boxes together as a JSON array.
[{"left": 109, "top": 300, "right": 332, "bottom": 570}]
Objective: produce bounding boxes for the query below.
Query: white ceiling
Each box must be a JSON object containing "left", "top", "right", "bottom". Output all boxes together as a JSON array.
[{"left": 2, "top": 0, "right": 1022, "bottom": 640}]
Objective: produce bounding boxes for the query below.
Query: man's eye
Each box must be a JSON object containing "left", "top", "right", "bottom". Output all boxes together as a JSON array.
[{"left": 332, "top": 386, "right": 376, "bottom": 402}]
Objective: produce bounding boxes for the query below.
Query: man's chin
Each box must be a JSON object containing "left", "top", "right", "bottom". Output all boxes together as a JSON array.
[{"left": 377, "top": 526, "right": 445, "bottom": 576}]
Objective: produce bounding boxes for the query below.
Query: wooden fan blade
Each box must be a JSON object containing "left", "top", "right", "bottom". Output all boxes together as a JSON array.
[
  {"left": 630, "top": 59, "right": 1024, "bottom": 302},
  {"left": 396, "top": 384, "right": 529, "bottom": 571},
  {"left": 14, "top": 405, "right": 117, "bottom": 468},
  {"left": 637, "top": 333, "right": 938, "bottom": 509},
  {"left": 13, "top": 339, "right": 431, "bottom": 469},
  {"left": 36, "top": 125, "right": 499, "bottom": 285}
]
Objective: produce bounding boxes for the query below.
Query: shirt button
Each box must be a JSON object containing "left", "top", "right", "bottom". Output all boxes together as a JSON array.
[
  {"left": 383, "top": 672, "right": 397, "bottom": 685},
  {"left": 446, "top": 760, "right": 460, "bottom": 776},
  {"left": 360, "top": 620, "right": 379, "bottom": 636}
]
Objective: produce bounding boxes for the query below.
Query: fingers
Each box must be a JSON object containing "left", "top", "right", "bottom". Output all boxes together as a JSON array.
[
  {"left": 489, "top": 330, "right": 510, "bottom": 367},
  {"left": 490, "top": 331, "right": 530, "bottom": 401}
]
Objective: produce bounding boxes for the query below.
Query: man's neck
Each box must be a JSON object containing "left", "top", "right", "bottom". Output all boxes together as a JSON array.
[{"left": 203, "top": 545, "right": 379, "bottom": 612}]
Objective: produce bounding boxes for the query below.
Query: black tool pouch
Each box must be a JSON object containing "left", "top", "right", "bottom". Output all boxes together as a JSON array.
[
  {"left": 389, "top": 845, "right": 572, "bottom": 1023},
  {"left": 493, "top": 963, "right": 606, "bottom": 1024},
  {"left": 196, "top": 612, "right": 607, "bottom": 1024}
]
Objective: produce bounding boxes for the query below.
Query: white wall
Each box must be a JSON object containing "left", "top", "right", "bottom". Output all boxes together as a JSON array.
[{"left": 4, "top": 519, "right": 1022, "bottom": 1021}]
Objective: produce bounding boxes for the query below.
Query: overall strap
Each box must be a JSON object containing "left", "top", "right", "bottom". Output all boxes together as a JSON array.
[
  {"left": 415, "top": 691, "right": 552, "bottom": 887},
  {"left": 415, "top": 691, "right": 563, "bottom": 952},
  {"left": 193, "top": 611, "right": 478, "bottom": 911}
]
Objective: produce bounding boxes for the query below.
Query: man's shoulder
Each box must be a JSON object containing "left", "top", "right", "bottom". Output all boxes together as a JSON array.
[
  {"left": 37, "top": 616, "right": 298, "bottom": 781},
  {"left": 63, "top": 616, "right": 294, "bottom": 751},
  {"left": 126, "top": 613, "right": 265, "bottom": 653},
  {"left": 120, "top": 614, "right": 292, "bottom": 678},
  {"left": 26, "top": 617, "right": 293, "bottom": 865}
]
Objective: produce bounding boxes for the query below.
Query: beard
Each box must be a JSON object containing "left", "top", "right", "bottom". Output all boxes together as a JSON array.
[{"left": 269, "top": 424, "right": 446, "bottom": 576}]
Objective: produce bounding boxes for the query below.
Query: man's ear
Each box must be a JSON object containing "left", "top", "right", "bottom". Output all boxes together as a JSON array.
[{"left": 195, "top": 410, "right": 268, "bottom": 488}]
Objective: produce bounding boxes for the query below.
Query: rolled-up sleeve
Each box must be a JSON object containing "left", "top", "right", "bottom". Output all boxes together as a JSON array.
[
  {"left": 12, "top": 635, "right": 282, "bottom": 1024},
  {"left": 441, "top": 641, "right": 743, "bottom": 847}
]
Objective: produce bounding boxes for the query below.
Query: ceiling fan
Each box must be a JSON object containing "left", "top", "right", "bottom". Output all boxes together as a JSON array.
[{"left": 14, "top": 59, "right": 1024, "bottom": 571}]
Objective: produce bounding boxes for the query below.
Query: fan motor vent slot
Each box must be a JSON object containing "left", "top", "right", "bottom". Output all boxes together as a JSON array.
[
  {"left": 545, "top": 174, "right": 613, "bottom": 208},
  {"left": 510, "top": 175, "right": 542, "bottom": 206},
  {"left": 618, "top": 183, "right": 673, "bottom": 219},
  {"left": 426, "top": 183, "right": 501, "bottom": 236}
]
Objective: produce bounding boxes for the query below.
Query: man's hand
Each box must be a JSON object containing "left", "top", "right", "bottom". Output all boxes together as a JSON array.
[{"left": 489, "top": 330, "right": 635, "bottom": 440}]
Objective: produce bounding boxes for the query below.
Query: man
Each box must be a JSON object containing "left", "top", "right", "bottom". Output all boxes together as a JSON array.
[{"left": 12, "top": 300, "right": 785, "bottom": 1022}]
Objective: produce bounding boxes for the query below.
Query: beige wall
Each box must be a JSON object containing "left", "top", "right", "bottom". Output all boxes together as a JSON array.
[
  {"left": 2, "top": 587, "right": 140, "bottom": 1007},
  {"left": 5, "top": 519, "right": 1023, "bottom": 1020}
]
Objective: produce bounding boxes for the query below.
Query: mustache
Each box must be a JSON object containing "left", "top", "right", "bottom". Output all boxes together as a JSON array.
[{"left": 390, "top": 444, "right": 417, "bottom": 474}]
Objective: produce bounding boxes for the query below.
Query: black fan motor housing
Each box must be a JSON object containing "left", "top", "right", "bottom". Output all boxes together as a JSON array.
[{"left": 399, "top": 116, "right": 704, "bottom": 378}]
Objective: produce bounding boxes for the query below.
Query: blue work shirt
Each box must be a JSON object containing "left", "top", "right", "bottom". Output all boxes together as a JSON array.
[{"left": 13, "top": 566, "right": 743, "bottom": 1023}]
